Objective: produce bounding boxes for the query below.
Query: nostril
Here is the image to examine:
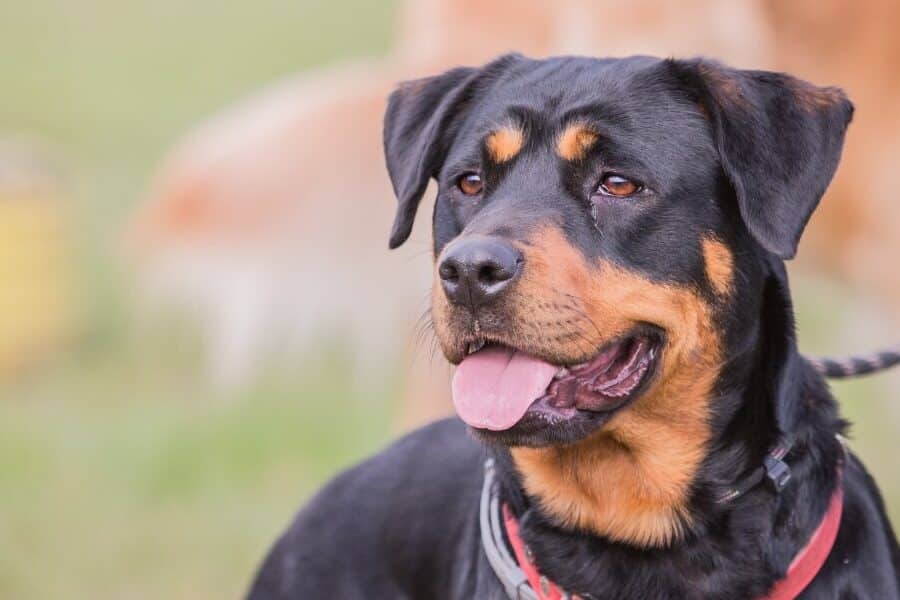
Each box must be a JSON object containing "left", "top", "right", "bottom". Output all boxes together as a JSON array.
[
  {"left": 439, "top": 261, "right": 459, "bottom": 282},
  {"left": 477, "top": 263, "right": 499, "bottom": 284}
]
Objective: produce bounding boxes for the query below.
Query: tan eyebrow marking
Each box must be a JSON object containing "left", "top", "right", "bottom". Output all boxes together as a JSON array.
[
  {"left": 557, "top": 123, "right": 599, "bottom": 161},
  {"left": 485, "top": 126, "right": 525, "bottom": 163}
]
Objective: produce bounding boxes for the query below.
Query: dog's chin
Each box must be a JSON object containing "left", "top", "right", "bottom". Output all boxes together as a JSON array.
[{"left": 456, "top": 329, "right": 664, "bottom": 448}]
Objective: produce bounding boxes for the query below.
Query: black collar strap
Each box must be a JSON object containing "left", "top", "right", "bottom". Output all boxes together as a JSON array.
[{"left": 716, "top": 438, "right": 793, "bottom": 504}]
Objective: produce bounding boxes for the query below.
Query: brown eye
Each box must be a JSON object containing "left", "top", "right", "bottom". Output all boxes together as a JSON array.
[
  {"left": 458, "top": 172, "right": 483, "bottom": 196},
  {"left": 599, "top": 173, "right": 641, "bottom": 197}
]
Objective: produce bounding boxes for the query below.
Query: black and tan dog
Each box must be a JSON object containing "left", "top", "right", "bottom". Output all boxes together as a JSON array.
[{"left": 248, "top": 55, "right": 900, "bottom": 599}]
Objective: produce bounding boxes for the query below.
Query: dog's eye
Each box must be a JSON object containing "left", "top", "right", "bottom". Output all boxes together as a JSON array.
[
  {"left": 598, "top": 174, "right": 642, "bottom": 197},
  {"left": 458, "top": 173, "right": 483, "bottom": 196}
]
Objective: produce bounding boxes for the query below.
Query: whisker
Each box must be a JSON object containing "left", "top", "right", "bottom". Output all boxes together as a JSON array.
[{"left": 572, "top": 307, "right": 604, "bottom": 342}]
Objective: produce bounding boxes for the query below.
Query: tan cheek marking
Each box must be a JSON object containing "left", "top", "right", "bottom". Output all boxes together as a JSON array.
[
  {"left": 485, "top": 127, "right": 524, "bottom": 163},
  {"left": 702, "top": 237, "right": 734, "bottom": 296},
  {"left": 556, "top": 124, "right": 599, "bottom": 161},
  {"left": 507, "top": 227, "right": 722, "bottom": 548}
]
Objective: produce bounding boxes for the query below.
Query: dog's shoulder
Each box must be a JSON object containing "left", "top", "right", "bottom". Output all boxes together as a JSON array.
[
  {"left": 811, "top": 450, "right": 900, "bottom": 598},
  {"left": 247, "top": 417, "right": 485, "bottom": 599}
]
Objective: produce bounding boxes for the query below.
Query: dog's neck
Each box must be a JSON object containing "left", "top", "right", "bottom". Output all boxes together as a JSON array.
[{"left": 491, "top": 366, "right": 843, "bottom": 597}]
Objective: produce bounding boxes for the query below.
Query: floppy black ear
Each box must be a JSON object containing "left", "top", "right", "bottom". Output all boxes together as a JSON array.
[
  {"left": 383, "top": 67, "right": 477, "bottom": 249},
  {"left": 670, "top": 59, "right": 854, "bottom": 259},
  {"left": 383, "top": 54, "right": 522, "bottom": 249}
]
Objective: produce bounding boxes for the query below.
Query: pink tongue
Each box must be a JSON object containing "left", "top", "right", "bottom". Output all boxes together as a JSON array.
[{"left": 452, "top": 346, "right": 559, "bottom": 431}]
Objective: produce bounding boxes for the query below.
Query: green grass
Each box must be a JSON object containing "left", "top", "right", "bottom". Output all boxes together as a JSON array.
[{"left": 0, "top": 365, "right": 397, "bottom": 599}]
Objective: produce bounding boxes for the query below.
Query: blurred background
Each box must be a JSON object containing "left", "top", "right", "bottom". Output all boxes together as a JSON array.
[{"left": 1, "top": 0, "right": 897, "bottom": 598}]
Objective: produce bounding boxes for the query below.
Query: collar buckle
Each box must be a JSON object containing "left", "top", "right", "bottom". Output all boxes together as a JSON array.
[{"left": 763, "top": 454, "right": 792, "bottom": 491}]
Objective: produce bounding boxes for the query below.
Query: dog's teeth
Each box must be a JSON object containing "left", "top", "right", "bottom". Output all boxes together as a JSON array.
[
  {"left": 467, "top": 340, "right": 486, "bottom": 355},
  {"left": 554, "top": 367, "right": 570, "bottom": 380}
]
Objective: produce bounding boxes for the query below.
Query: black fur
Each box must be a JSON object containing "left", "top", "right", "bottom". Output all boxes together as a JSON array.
[{"left": 248, "top": 55, "right": 899, "bottom": 599}]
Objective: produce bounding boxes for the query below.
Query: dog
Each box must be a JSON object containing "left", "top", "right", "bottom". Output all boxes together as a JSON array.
[{"left": 247, "top": 54, "right": 900, "bottom": 598}]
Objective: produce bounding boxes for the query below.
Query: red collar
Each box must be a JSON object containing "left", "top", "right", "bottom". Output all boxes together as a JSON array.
[
  {"left": 502, "top": 504, "right": 570, "bottom": 600},
  {"left": 760, "top": 480, "right": 843, "bottom": 600},
  {"left": 501, "top": 479, "right": 843, "bottom": 600}
]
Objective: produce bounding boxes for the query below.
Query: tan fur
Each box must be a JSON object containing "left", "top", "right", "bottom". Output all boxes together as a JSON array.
[
  {"left": 556, "top": 123, "right": 599, "bottom": 161},
  {"left": 485, "top": 127, "right": 525, "bottom": 163},
  {"left": 500, "top": 227, "right": 722, "bottom": 547},
  {"left": 702, "top": 237, "right": 734, "bottom": 295}
]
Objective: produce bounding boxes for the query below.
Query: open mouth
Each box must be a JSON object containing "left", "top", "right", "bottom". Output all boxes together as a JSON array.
[{"left": 452, "top": 331, "right": 661, "bottom": 435}]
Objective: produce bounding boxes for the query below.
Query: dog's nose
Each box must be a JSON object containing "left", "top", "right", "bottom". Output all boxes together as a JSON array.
[{"left": 438, "top": 236, "right": 522, "bottom": 306}]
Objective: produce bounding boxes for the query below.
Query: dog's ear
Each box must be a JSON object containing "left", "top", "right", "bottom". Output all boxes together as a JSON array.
[
  {"left": 383, "top": 55, "right": 522, "bottom": 249},
  {"left": 383, "top": 67, "right": 477, "bottom": 249},
  {"left": 669, "top": 59, "right": 854, "bottom": 259}
]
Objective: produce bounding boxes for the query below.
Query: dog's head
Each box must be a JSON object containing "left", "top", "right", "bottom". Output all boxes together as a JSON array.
[{"left": 383, "top": 55, "right": 852, "bottom": 544}]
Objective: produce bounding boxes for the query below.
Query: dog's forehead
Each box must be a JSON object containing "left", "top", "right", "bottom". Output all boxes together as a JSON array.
[
  {"left": 477, "top": 56, "right": 675, "bottom": 126},
  {"left": 445, "top": 56, "right": 715, "bottom": 192},
  {"left": 451, "top": 56, "right": 713, "bottom": 171}
]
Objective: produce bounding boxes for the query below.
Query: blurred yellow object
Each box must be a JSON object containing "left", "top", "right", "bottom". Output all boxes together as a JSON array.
[{"left": 0, "top": 141, "right": 73, "bottom": 377}]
